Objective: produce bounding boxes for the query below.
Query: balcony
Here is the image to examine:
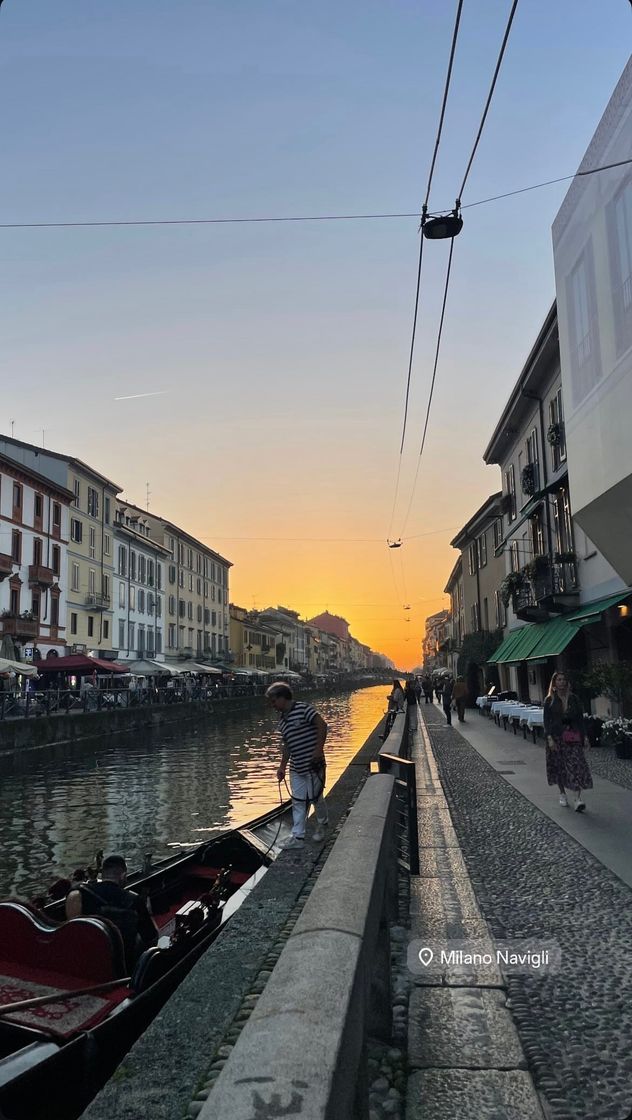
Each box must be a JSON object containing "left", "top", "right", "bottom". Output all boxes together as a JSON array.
[
  {"left": 0, "top": 554, "right": 15, "bottom": 581},
  {"left": 513, "top": 557, "right": 579, "bottom": 623},
  {"left": 85, "top": 593, "right": 111, "bottom": 611},
  {"left": 29, "top": 564, "right": 55, "bottom": 588},
  {"left": 1, "top": 614, "right": 38, "bottom": 640}
]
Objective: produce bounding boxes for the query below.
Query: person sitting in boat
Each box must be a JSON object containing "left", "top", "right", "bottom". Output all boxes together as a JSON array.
[{"left": 65, "top": 854, "right": 158, "bottom": 969}]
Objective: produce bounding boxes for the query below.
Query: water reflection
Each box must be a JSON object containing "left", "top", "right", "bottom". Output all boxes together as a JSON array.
[{"left": 0, "top": 686, "right": 388, "bottom": 898}]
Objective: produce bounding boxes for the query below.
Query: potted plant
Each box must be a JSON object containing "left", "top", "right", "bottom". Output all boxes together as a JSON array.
[
  {"left": 554, "top": 550, "right": 577, "bottom": 565},
  {"left": 523, "top": 555, "right": 550, "bottom": 580},
  {"left": 500, "top": 571, "right": 525, "bottom": 608},
  {"left": 547, "top": 422, "right": 564, "bottom": 446},
  {"left": 601, "top": 718, "right": 632, "bottom": 758},
  {"left": 521, "top": 463, "right": 536, "bottom": 497}
]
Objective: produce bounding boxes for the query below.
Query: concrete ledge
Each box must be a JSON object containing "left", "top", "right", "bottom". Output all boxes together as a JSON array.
[{"left": 201, "top": 774, "right": 396, "bottom": 1120}]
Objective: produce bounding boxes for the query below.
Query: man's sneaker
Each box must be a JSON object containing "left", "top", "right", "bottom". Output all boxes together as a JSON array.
[
  {"left": 559, "top": 794, "right": 568, "bottom": 807},
  {"left": 281, "top": 836, "right": 305, "bottom": 850},
  {"left": 311, "top": 825, "right": 327, "bottom": 843},
  {"left": 574, "top": 798, "right": 586, "bottom": 813}
]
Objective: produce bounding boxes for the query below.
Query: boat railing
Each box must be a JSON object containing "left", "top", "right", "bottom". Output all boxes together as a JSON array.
[{"left": 204, "top": 772, "right": 398, "bottom": 1120}]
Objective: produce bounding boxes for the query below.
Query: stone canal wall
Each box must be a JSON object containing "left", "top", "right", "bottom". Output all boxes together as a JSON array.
[
  {"left": 0, "top": 682, "right": 381, "bottom": 760},
  {"left": 83, "top": 715, "right": 387, "bottom": 1120}
]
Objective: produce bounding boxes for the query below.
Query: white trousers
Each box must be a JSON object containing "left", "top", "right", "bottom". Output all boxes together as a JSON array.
[{"left": 290, "top": 768, "right": 328, "bottom": 838}]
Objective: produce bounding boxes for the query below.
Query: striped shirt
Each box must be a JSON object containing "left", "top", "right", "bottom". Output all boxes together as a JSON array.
[{"left": 278, "top": 702, "right": 319, "bottom": 774}]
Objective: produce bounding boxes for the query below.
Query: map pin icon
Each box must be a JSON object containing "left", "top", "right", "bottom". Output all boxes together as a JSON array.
[{"left": 418, "top": 947, "right": 434, "bottom": 967}]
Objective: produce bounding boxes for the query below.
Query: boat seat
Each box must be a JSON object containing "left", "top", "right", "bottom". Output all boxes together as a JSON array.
[{"left": 0, "top": 902, "right": 127, "bottom": 983}]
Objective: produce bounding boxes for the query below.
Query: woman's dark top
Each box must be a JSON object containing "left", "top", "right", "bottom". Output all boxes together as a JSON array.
[
  {"left": 404, "top": 683, "right": 417, "bottom": 706},
  {"left": 543, "top": 692, "right": 585, "bottom": 741}
]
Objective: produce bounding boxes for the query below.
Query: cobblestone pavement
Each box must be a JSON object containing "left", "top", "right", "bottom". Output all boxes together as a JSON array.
[{"left": 422, "top": 704, "right": 632, "bottom": 1120}]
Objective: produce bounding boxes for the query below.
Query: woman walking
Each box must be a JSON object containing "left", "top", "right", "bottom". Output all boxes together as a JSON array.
[{"left": 543, "top": 671, "right": 592, "bottom": 812}]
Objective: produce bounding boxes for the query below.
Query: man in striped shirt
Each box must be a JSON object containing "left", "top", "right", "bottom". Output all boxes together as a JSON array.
[{"left": 266, "top": 682, "right": 329, "bottom": 850}]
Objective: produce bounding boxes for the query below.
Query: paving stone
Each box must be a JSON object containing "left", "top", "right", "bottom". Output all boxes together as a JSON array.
[
  {"left": 417, "top": 847, "right": 468, "bottom": 879},
  {"left": 406, "top": 1069, "right": 545, "bottom": 1120},
  {"left": 408, "top": 987, "right": 525, "bottom": 1070}
]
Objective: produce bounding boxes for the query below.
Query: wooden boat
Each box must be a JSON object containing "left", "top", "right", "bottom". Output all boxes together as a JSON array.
[{"left": 0, "top": 802, "right": 292, "bottom": 1120}]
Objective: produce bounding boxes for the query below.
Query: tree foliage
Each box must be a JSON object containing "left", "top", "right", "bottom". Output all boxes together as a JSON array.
[{"left": 457, "top": 629, "right": 504, "bottom": 678}]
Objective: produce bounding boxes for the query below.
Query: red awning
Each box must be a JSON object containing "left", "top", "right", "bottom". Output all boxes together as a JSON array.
[{"left": 37, "top": 655, "right": 127, "bottom": 675}]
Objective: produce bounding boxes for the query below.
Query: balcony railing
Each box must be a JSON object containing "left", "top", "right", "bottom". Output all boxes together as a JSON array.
[
  {"left": 512, "top": 558, "right": 579, "bottom": 621},
  {"left": 29, "top": 564, "right": 55, "bottom": 588},
  {"left": 1, "top": 616, "right": 38, "bottom": 640},
  {"left": 85, "top": 593, "right": 111, "bottom": 611}
]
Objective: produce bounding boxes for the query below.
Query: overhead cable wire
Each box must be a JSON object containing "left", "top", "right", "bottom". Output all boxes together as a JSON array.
[
  {"left": 2, "top": 159, "right": 632, "bottom": 231},
  {"left": 457, "top": 0, "right": 519, "bottom": 202},
  {"left": 399, "top": 238, "right": 456, "bottom": 538},
  {"left": 387, "top": 0, "right": 464, "bottom": 541},
  {"left": 199, "top": 524, "right": 458, "bottom": 543},
  {"left": 396, "top": 0, "right": 519, "bottom": 540}
]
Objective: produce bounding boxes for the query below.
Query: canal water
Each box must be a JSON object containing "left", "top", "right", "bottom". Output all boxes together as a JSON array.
[{"left": 0, "top": 685, "right": 389, "bottom": 899}]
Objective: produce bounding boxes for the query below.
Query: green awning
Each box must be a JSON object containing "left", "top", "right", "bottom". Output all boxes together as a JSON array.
[
  {"left": 525, "top": 590, "right": 631, "bottom": 660},
  {"left": 487, "top": 628, "right": 531, "bottom": 664},
  {"left": 487, "top": 590, "right": 631, "bottom": 665}
]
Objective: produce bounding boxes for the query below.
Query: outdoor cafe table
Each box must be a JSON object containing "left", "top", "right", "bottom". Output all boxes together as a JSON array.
[{"left": 521, "top": 707, "right": 545, "bottom": 742}]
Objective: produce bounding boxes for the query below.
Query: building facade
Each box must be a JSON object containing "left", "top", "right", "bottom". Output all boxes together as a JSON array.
[
  {"left": 0, "top": 436, "right": 122, "bottom": 656},
  {"left": 483, "top": 305, "right": 628, "bottom": 703},
  {"left": 0, "top": 453, "right": 73, "bottom": 660},
  {"left": 422, "top": 610, "right": 450, "bottom": 672},
  {"left": 553, "top": 56, "right": 632, "bottom": 586},
  {"left": 112, "top": 503, "right": 169, "bottom": 662},
  {"left": 230, "top": 606, "right": 283, "bottom": 672}
]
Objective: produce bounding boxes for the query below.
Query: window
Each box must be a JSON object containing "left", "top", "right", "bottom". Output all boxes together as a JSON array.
[
  {"left": 211, "top": 562, "right": 216, "bottom": 582},
  {"left": 102, "top": 573, "right": 110, "bottom": 600},
  {"left": 87, "top": 487, "right": 99, "bottom": 518},
  {"left": 71, "top": 518, "right": 83, "bottom": 543},
  {"left": 566, "top": 241, "right": 602, "bottom": 406},
  {"left": 178, "top": 570, "right": 184, "bottom": 588},
  {"left": 138, "top": 589, "right": 145, "bottom": 613},
  {"left": 169, "top": 536, "right": 175, "bottom": 558},
  {"left": 218, "top": 588, "right": 223, "bottom": 604},
  {"left": 52, "top": 502, "right": 61, "bottom": 529},
  {"left": 204, "top": 608, "right": 210, "bottom": 625},
  {"left": 72, "top": 563, "right": 80, "bottom": 591},
  {"left": 156, "top": 564, "right": 162, "bottom": 590},
  {"left": 478, "top": 532, "right": 487, "bottom": 568},
  {"left": 146, "top": 629, "right": 154, "bottom": 655},
  {"left": 168, "top": 624, "right": 176, "bottom": 648},
  {"left": 204, "top": 581, "right": 208, "bottom": 597},
  {"left": 493, "top": 519, "right": 503, "bottom": 550},
  {"left": 510, "top": 540, "right": 521, "bottom": 573},
  {"left": 49, "top": 596, "right": 59, "bottom": 626},
  {"left": 88, "top": 568, "right": 96, "bottom": 594},
  {"left": 470, "top": 603, "right": 480, "bottom": 632},
  {"left": 531, "top": 508, "right": 546, "bottom": 557},
  {"left": 179, "top": 543, "right": 184, "bottom": 565},
  {"left": 119, "top": 620, "right": 125, "bottom": 649},
  {"left": 494, "top": 590, "right": 507, "bottom": 629},
  {"left": 549, "top": 388, "right": 567, "bottom": 472},
  {"left": 197, "top": 554, "right": 202, "bottom": 574},
  {"left": 104, "top": 533, "right": 111, "bottom": 556},
  {"left": 179, "top": 600, "right": 186, "bottom": 618},
  {"left": 12, "top": 483, "right": 22, "bottom": 513},
  {"left": 505, "top": 465, "right": 517, "bottom": 522},
  {"left": 129, "top": 586, "right": 135, "bottom": 610},
  {"left": 211, "top": 610, "right": 217, "bottom": 627},
  {"left": 147, "top": 560, "right": 154, "bottom": 586},
  {"left": 11, "top": 530, "right": 21, "bottom": 562},
  {"left": 130, "top": 551, "right": 137, "bottom": 581},
  {"left": 211, "top": 585, "right": 216, "bottom": 601},
  {"left": 33, "top": 538, "right": 43, "bottom": 566},
  {"left": 483, "top": 597, "right": 489, "bottom": 631},
  {"left": 169, "top": 564, "right": 176, "bottom": 584},
  {"left": 104, "top": 496, "right": 111, "bottom": 524},
  {"left": 34, "top": 493, "right": 43, "bottom": 520},
  {"left": 128, "top": 622, "right": 135, "bottom": 650},
  {"left": 608, "top": 179, "right": 632, "bottom": 357},
  {"left": 197, "top": 604, "right": 202, "bottom": 623},
  {"left": 147, "top": 592, "right": 154, "bottom": 615},
  {"left": 31, "top": 593, "right": 40, "bottom": 618},
  {"left": 52, "top": 545, "right": 60, "bottom": 576},
  {"left": 155, "top": 631, "right": 162, "bottom": 654},
  {"left": 119, "top": 582, "right": 126, "bottom": 608},
  {"left": 526, "top": 428, "right": 540, "bottom": 493},
  {"left": 139, "top": 555, "right": 146, "bottom": 583},
  {"left": 138, "top": 626, "right": 145, "bottom": 654},
  {"left": 89, "top": 526, "right": 96, "bottom": 559},
  {"left": 468, "top": 542, "right": 478, "bottom": 576},
  {"left": 169, "top": 595, "right": 176, "bottom": 615},
  {"left": 73, "top": 479, "right": 80, "bottom": 507},
  {"left": 103, "top": 619, "right": 109, "bottom": 639},
  {"left": 187, "top": 548, "right": 193, "bottom": 569},
  {"left": 71, "top": 613, "right": 78, "bottom": 635},
  {"left": 88, "top": 616, "right": 94, "bottom": 638},
  {"left": 10, "top": 587, "right": 19, "bottom": 615},
  {"left": 188, "top": 573, "right": 193, "bottom": 592},
  {"left": 197, "top": 578, "right": 202, "bottom": 596},
  {"left": 156, "top": 596, "right": 162, "bottom": 618},
  {"left": 187, "top": 601, "right": 193, "bottom": 620}
]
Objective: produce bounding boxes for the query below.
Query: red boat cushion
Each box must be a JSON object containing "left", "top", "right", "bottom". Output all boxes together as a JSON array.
[{"left": 0, "top": 902, "right": 126, "bottom": 983}]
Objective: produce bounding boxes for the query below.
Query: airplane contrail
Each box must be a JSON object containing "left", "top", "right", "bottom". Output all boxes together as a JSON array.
[{"left": 114, "top": 390, "right": 170, "bottom": 401}]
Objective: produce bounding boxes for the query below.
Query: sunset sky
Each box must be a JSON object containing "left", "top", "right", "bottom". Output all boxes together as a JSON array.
[{"left": 2, "top": 2, "right": 630, "bottom": 669}]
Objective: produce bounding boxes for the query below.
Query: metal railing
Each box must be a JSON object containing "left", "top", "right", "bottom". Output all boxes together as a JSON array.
[{"left": 377, "top": 709, "right": 420, "bottom": 876}]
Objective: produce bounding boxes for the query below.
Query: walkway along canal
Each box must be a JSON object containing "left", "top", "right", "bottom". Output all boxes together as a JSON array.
[{"left": 0, "top": 684, "right": 390, "bottom": 901}]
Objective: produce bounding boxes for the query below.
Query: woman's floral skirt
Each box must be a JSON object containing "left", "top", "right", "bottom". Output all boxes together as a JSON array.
[{"left": 546, "top": 740, "right": 593, "bottom": 791}]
